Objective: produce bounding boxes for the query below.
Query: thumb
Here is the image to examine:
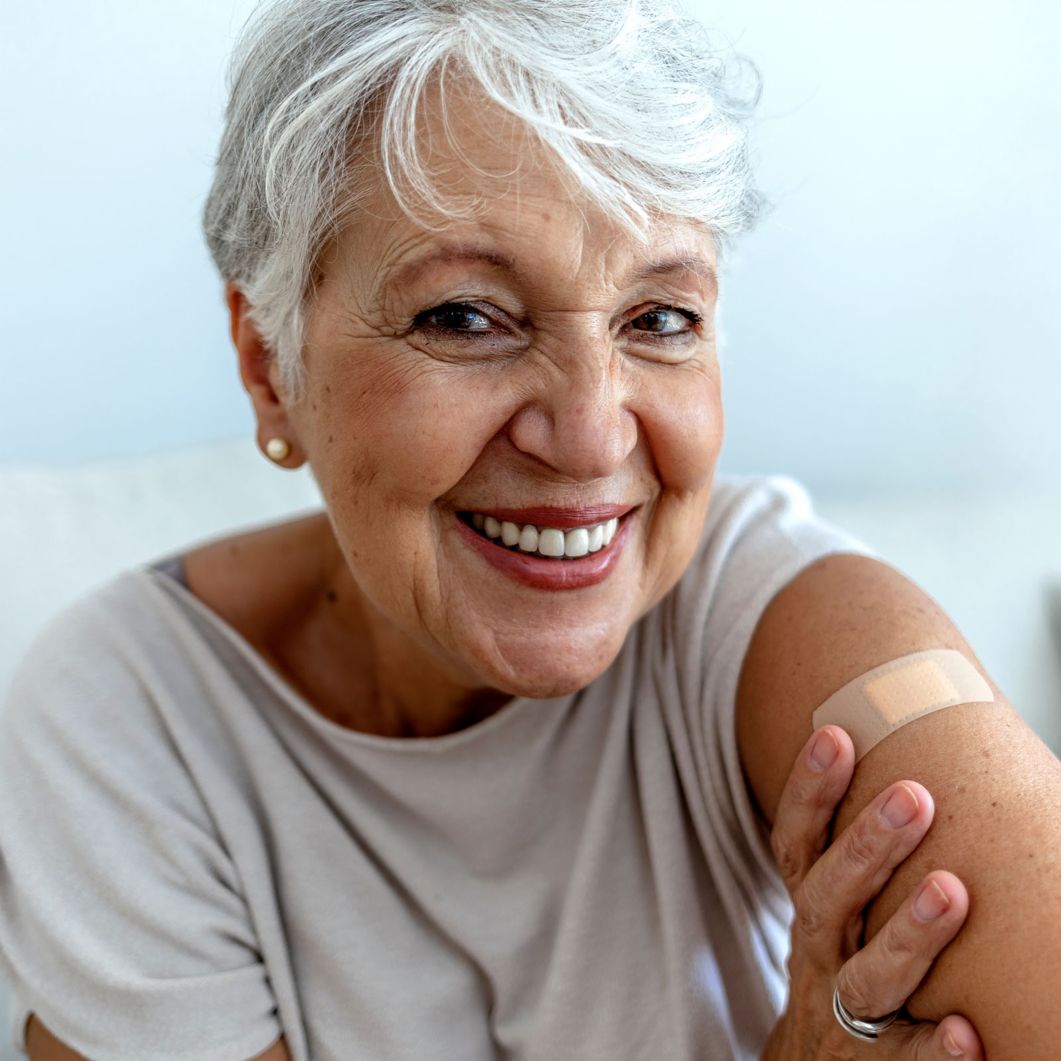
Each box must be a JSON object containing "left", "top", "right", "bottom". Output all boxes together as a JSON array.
[{"left": 896, "top": 1014, "right": 983, "bottom": 1059}]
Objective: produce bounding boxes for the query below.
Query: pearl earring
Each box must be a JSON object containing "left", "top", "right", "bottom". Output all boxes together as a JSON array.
[{"left": 265, "top": 437, "right": 291, "bottom": 462}]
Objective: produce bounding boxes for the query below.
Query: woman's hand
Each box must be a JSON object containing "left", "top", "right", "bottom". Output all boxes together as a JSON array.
[{"left": 761, "top": 725, "right": 984, "bottom": 1060}]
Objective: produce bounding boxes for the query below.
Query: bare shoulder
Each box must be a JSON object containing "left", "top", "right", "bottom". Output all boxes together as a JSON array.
[
  {"left": 180, "top": 509, "right": 334, "bottom": 643},
  {"left": 737, "top": 552, "right": 993, "bottom": 822},
  {"left": 734, "top": 552, "right": 1055, "bottom": 823},
  {"left": 25, "top": 1015, "right": 291, "bottom": 1060},
  {"left": 736, "top": 552, "right": 1061, "bottom": 1055},
  {"left": 177, "top": 509, "right": 371, "bottom": 728}
]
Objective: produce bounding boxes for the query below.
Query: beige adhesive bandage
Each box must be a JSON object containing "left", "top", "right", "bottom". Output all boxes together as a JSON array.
[{"left": 812, "top": 648, "right": 994, "bottom": 762}]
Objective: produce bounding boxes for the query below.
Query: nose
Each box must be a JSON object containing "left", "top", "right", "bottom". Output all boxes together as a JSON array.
[{"left": 507, "top": 350, "right": 638, "bottom": 482}]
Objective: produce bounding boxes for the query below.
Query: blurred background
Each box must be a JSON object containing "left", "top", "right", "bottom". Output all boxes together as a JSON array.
[
  {"left": 0, "top": 1, "right": 1059, "bottom": 1053},
  {"left": 1, "top": 2, "right": 1058, "bottom": 710}
]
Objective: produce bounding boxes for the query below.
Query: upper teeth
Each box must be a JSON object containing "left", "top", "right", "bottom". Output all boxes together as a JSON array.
[{"left": 471, "top": 513, "right": 619, "bottom": 558}]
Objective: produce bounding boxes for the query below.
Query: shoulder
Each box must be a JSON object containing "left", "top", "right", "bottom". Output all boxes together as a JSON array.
[
  {"left": 180, "top": 508, "right": 334, "bottom": 648},
  {"left": 1, "top": 576, "right": 281, "bottom": 1061},
  {"left": 735, "top": 550, "right": 999, "bottom": 825},
  {"left": 734, "top": 543, "right": 1061, "bottom": 1055},
  {"left": 0, "top": 569, "right": 216, "bottom": 819},
  {"left": 3, "top": 569, "right": 164, "bottom": 726},
  {"left": 692, "top": 472, "right": 877, "bottom": 595},
  {"left": 1, "top": 542, "right": 263, "bottom": 785}
]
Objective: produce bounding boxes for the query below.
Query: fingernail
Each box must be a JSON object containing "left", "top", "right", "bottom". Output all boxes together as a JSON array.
[
  {"left": 880, "top": 783, "right": 919, "bottom": 828},
  {"left": 914, "top": 879, "right": 950, "bottom": 921},
  {"left": 944, "top": 1030, "right": 966, "bottom": 1057},
  {"left": 809, "top": 730, "right": 838, "bottom": 771}
]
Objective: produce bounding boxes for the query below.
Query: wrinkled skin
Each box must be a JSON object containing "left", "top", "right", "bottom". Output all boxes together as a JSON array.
[{"left": 236, "top": 89, "right": 724, "bottom": 737}]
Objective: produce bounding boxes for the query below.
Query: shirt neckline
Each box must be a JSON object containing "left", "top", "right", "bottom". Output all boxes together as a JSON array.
[{"left": 139, "top": 564, "right": 550, "bottom": 754}]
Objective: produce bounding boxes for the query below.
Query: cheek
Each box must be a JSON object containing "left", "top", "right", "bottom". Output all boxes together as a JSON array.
[
  {"left": 639, "top": 364, "right": 723, "bottom": 491},
  {"left": 633, "top": 366, "right": 722, "bottom": 604},
  {"left": 307, "top": 354, "right": 508, "bottom": 506}
]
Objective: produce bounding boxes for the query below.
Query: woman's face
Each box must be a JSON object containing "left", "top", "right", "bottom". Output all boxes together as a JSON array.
[{"left": 265, "top": 98, "right": 723, "bottom": 703}]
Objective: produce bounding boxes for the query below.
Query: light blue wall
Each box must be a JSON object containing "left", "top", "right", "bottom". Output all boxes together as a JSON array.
[
  {"left": 712, "top": 0, "right": 1061, "bottom": 498},
  {"left": 0, "top": 0, "right": 260, "bottom": 465},
  {"left": 2, "top": 1, "right": 1059, "bottom": 500}
]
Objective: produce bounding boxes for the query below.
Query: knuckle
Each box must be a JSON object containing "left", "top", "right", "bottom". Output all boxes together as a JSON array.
[
  {"left": 835, "top": 961, "right": 886, "bottom": 1021},
  {"left": 770, "top": 830, "right": 800, "bottom": 883},
  {"left": 880, "top": 916, "right": 920, "bottom": 963},
  {"left": 799, "top": 772, "right": 835, "bottom": 811},
  {"left": 841, "top": 816, "right": 881, "bottom": 874},
  {"left": 795, "top": 906, "right": 826, "bottom": 946},
  {"left": 769, "top": 825, "right": 785, "bottom": 862},
  {"left": 908, "top": 1023, "right": 946, "bottom": 1061},
  {"left": 784, "top": 767, "right": 829, "bottom": 812},
  {"left": 792, "top": 882, "right": 828, "bottom": 941}
]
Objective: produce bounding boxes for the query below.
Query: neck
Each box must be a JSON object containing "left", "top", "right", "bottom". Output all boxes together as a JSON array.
[{"left": 275, "top": 521, "right": 512, "bottom": 739}]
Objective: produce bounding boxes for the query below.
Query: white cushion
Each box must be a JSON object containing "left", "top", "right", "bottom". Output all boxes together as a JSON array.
[{"left": 0, "top": 438, "right": 321, "bottom": 702}]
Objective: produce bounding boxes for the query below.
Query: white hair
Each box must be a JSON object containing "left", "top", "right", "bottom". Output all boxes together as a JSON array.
[{"left": 203, "top": 0, "right": 762, "bottom": 400}]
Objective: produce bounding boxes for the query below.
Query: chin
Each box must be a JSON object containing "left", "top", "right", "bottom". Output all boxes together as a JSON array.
[{"left": 468, "top": 622, "right": 631, "bottom": 700}]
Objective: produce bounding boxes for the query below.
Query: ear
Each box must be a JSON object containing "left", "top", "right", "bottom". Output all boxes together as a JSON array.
[{"left": 225, "top": 282, "right": 306, "bottom": 468}]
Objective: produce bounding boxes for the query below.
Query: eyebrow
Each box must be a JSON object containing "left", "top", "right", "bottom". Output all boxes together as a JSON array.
[
  {"left": 383, "top": 244, "right": 717, "bottom": 296},
  {"left": 384, "top": 247, "right": 519, "bottom": 294},
  {"left": 633, "top": 255, "right": 719, "bottom": 296}
]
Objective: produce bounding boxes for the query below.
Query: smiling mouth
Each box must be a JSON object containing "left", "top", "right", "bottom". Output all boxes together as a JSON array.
[{"left": 459, "top": 511, "right": 622, "bottom": 560}]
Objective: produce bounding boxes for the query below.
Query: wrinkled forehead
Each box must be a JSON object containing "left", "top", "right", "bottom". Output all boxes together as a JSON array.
[
  {"left": 318, "top": 78, "right": 718, "bottom": 301},
  {"left": 326, "top": 200, "right": 718, "bottom": 312}
]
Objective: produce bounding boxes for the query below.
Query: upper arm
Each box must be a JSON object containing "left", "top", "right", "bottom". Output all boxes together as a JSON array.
[
  {"left": 0, "top": 602, "right": 282, "bottom": 1058},
  {"left": 737, "top": 552, "right": 1061, "bottom": 1059},
  {"left": 25, "top": 1015, "right": 291, "bottom": 1061}
]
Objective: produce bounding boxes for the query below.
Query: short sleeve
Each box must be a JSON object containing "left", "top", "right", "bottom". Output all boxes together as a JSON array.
[
  {"left": 659, "top": 474, "right": 881, "bottom": 1011},
  {"left": 0, "top": 591, "right": 282, "bottom": 1061}
]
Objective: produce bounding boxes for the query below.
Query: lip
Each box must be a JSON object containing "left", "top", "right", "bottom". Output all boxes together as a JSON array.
[
  {"left": 459, "top": 504, "right": 634, "bottom": 530},
  {"left": 453, "top": 509, "right": 635, "bottom": 591}
]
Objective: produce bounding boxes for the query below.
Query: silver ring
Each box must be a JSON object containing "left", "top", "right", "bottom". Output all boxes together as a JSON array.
[{"left": 832, "top": 986, "right": 902, "bottom": 1042}]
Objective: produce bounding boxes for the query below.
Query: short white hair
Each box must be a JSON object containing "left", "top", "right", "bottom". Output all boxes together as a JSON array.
[{"left": 203, "top": 0, "right": 762, "bottom": 400}]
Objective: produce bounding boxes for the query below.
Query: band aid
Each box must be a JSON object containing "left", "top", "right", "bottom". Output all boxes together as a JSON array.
[{"left": 812, "top": 648, "right": 994, "bottom": 762}]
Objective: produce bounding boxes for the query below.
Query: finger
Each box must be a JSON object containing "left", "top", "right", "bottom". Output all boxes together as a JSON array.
[
  {"left": 769, "top": 725, "right": 855, "bottom": 896},
  {"left": 933, "top": 1014, "right": 985, "bottom": 1059},
  {"left": 835, "top": 870, "right": 968, "bottom": 1024},
  {"left": 895, "top": 1012, "right": 985, "bottom": 1059},
  {"left": 793, "top": 779, "right": 935, "bottom": 962}
]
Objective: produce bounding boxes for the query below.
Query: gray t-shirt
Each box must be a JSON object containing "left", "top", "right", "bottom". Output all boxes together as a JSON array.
[{"left": 0, "top": 475, "right": 877, "bottom": 1061}]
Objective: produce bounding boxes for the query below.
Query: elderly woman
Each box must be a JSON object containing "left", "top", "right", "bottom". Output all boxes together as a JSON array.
[{"left": 2, "top": 1, "right": 1059, "bottom": 1059}]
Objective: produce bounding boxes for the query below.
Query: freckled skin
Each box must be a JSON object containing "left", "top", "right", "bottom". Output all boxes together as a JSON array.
[{"left": 235, "top": 88, "right": 725, "bottom": 737}]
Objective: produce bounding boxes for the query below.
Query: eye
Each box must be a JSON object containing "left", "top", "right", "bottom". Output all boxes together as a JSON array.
[
  {"left": 413, "top": 302, "right": 494, "bottom": 334},
  {"left": 408, "top": 300, "right": 525, "bottom": 362},
  {"left": 628, "top": 306, "right": 703, "bottom": 337}
]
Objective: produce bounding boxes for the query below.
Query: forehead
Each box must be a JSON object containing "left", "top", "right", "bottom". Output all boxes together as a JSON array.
[
  {"left": 325, "top": 80, "right": 717, "bottom": 297},
  {"left": 352, "top": 209, "right": 717, "bottom": 301}
]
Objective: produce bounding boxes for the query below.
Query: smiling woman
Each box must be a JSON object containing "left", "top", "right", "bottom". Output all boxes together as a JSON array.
[
  {"left": 230, "top": 101, "right": 728, "bottom": 719},
  {"left": 1, "top": 1, "right": 1059, "bottom": 1060}
]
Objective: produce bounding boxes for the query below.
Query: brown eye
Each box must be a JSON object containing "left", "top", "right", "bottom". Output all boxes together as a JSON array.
[
  {"left": 630, "top": 306, "right": 701, "bottom": 336},
  {"left": 414, "top": 303, "right": 492, "bottom": 333}
]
